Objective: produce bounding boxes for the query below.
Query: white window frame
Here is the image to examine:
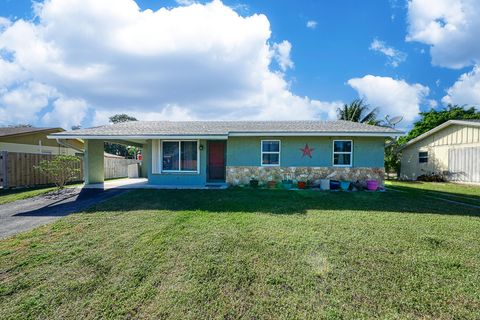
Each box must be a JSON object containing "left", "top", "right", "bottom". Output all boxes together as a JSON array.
[
  {"left": 161, "top": 140, "right": 200, "bottom": 174},
  {"left": 418, "top": 151, "right": 429, "bottom": 164},
  {"left": 332, "top": 140, "right": 353, "bottom": 167},
  {"left": 261, "top": 140, "right": 281, "bottom": 167}
]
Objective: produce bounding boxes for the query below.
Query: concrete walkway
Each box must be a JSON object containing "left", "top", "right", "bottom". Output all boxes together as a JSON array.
[
  {"left": 0, "top": 188, "right": 126, "bottom": 239},
  {"left": 84, "top": 178, "right": 227, "bottom": 190}
]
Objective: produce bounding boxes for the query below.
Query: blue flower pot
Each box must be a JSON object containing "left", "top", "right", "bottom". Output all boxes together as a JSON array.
[
  {"left": 340, "top": 181, "right": 350, "bottom": 191},
  {"left": 330, "top": 180, "right": 340, "bottom": 190}
]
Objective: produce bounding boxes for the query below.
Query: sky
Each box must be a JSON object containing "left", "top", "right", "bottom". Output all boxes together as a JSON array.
[{"left": 0, "top": 0, "right": 479, "bottom": 130}]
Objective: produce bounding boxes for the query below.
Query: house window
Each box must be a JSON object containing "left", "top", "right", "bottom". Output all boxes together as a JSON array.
[
  {"left": 333, "top": 140, "right": 352, "bottom": 166},
  {"left": 261, "top": 140, "right": 280, "bottom": 166},
  {"left": 419, "top": 151, "right": 428, "bottom": 163},
  {"left": 162, "top": 141, "right": 198, "bottom": 172}
]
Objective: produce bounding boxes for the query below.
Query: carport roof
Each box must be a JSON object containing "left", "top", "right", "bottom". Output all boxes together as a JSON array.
[{"left": 49, "top": 120, "right": 403, "bottom": 139}]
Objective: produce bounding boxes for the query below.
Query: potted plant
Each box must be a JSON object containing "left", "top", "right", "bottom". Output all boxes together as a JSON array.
[
  {"left": 366, "top": 179, "right": 378, "bottom": 191},
  {"left": 297, "top": 177, "right": 307, "bottom": 189},
  {"left": 249, "top": 177, "right": 259, "bottom": 188},
  {"left": 330, "top": 180, "right": 340, "bottom": 190},
  {"left": 340, "top": 180, "right": 350, "bottom": 191},
  {"left": 281, "top": 175, "right": 293, "bottom": 190},
  {"left": 267, "top": 176, "right": 276, "bottom": 188},
  {"left": 320, "top": 178, "right": 330, "bottom": 190}
]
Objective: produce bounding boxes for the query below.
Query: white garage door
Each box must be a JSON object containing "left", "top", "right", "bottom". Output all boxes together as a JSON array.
[{"left": 448, "top": 147, "right": 480, "bottom": 183}]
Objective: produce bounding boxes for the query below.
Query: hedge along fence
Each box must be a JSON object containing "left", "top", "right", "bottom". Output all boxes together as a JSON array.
[{"left": 0, "top": 151, "right": 142, "bottom": 189}]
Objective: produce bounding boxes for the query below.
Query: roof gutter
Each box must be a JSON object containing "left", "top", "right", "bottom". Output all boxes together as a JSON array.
[
  {"left": 48, "top": 134, "right": 229, "bottom": 140},
  {"left": 228, "top": 131, "right": 403, "bottom": 137},
  {"left": 48, "top": 131, "right": 403, "bottom": 140}
]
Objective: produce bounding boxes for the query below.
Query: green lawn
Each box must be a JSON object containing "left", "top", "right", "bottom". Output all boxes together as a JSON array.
[
  {"left": 386, "top": 180, "right": 480, "bottom": 206},
  {"left": 0, "top": 186, "right": 58, "bottom": 205},
  {"left": 0, "top": 184, "right": 83, "bottom": 205},
  {"left": 1, "top": 187, "right": 480, "bottom": 319}
]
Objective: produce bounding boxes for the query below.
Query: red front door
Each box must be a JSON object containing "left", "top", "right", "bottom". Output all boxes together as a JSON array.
[{"left": 208, "top": 141, "right": 226, "bottom": 182}]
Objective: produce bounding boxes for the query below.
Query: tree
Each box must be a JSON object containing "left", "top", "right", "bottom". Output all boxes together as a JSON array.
[
  {"left": 337, "top": 99, "right": 381, "bottom": 125},
  {"left": 35, "top": 155, "right": 81, "bottom": 188},
  {"left": 399, "top": 105, "right": 480, "bottom": 145},
  {"left": 384, "top": 140, "right": 401, "bottom": 176},
  {"left": 104, "top": 114, "right": 138, "bottom": 157},
  {"left": 109, "top": 114, "right": 137, "bottom": 124}
]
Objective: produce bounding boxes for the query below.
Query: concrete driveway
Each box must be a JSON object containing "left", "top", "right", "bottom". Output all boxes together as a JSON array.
[{"left": 0, "top": 188, "right": 126, "bottom": 239}]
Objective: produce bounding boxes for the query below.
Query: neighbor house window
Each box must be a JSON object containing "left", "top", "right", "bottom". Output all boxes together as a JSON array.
[
  {"left": 333, "top": 140, "right": 352, "bottom": 166},
  {"left": 162, "top": 141, "right": 198, "bottom": 172},
  {"left": 261, "top": 140, "right": 280, "bottom": 166},
  {"left": 419, "top": 151, "right": 428, "bottom": 163}
]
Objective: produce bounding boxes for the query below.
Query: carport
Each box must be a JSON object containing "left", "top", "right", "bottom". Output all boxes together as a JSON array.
[{"left": 48, "top": 135, "right": 149, "bottom": 186}]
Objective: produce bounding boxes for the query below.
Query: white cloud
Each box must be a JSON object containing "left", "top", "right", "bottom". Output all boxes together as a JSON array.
[
  {"left": 306, "top": 20, "right": 317, "bottom": 29},
  {"left": 0, "top": 17, "right": 11, "bottom": 29},
  {"left": 442, "top": 65, "right": 480, "bottom": 106},
  {"left": 41, "top": 98, "right": 88, "bottom": 129},
  {"left": 272, "top": 40, "right": 294, "bottom": 71},
  {"left": 0, "top": 82, "right": 55, "bottom": 125},
  {"left": 428, "top": 99, "right": 438, "bottom": 108},
  {"left": 0, "top": 0, "right": 340, "bottom": 128},
  {"left": 369, "top": 38, "right": 407, "bottom": 67},
  {"left": 406, "top": 0, "right": 480, "bottom": 69},
  {"left": 348, "top": 75, "right": 430, "bottom": 123}
]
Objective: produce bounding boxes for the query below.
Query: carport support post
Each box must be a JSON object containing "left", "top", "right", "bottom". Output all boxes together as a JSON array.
[{"left": 84, "top": 140, "right": 104, "bottom": 185}]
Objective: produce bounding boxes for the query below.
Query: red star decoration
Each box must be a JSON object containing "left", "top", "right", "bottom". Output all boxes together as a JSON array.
[{"left": 300, "top": 144, "right": 314, "bottom": 158}]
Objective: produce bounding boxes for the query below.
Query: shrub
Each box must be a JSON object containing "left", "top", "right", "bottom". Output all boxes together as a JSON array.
[
  {"left": 416, "top": 173, "right": 446, "bottom": 182},
  {"left": 35, "top": 155, "right": 81, "bottom": 188}
]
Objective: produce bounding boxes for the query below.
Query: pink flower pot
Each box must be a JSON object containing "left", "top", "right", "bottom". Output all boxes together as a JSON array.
[{"left": 366, "top": 179, "right": 378, "bottom": 191}]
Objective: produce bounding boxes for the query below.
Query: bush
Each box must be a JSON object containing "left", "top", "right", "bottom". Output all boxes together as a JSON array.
[
  {"left": 35, "top": 155, "right": 81, "bottom": 188},
  {"left": 416, "top": 173, "right": 446, "bottom": 182}
]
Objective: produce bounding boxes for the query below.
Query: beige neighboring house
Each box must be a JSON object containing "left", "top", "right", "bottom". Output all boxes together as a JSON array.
[
  {"left": 0, "top": 127, "right": 84, "bottom": 155},
  {"left": 400, "top": 120, "right": 480, "bottom": 183}
]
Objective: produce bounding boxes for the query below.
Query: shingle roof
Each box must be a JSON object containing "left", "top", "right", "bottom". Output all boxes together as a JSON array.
[
  {"left": 0, "top": 127, "right": 63, "bottom": 137},
  {"left": 50, "top": 120, "right": 402, "bottom": 138}
]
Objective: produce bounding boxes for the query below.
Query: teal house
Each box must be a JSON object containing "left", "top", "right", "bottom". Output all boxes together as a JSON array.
[{"left": 50, "top": 121, "right": 402, "bottom": 187}]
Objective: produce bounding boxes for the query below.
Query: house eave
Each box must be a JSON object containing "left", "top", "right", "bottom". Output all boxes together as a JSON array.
[
  {"left": 49, "top": 131, "right": 403, "bottom": 140},
  {"left": 228, "top": 131, "right": 403, "bottom": 137},
  {"left": 48, "top": 134, "right": 229, "bottom": 140}
]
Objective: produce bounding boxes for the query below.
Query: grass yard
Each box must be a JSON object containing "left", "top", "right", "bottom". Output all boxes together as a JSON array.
[
  {"left": 0, "top": 186, "right": 58, "bottom": 205},
  {"left": 1, "top": 186, "right": 480, "bottom": 319},
  {"left": 387, "top": 180, "right": 480, "bottom": 206},
  {"left": 0, "top": 184, "right": 83, "bottom": 205}
]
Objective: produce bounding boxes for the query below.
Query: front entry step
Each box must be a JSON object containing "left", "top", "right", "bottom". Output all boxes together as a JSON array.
[{"left": 205, "top": 183, "right": 228, "bottom": 189}]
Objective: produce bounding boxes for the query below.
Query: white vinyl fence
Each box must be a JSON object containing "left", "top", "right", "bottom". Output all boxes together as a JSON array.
[
  {"left": 448, "top": 147, "right": 480, "bottom": 183},
  {"left": 104, "top": 155, "right": 141, "bottom": 180}
]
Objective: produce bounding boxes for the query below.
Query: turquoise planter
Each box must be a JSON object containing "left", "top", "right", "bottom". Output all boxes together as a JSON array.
[{"left": 340, "top": 181, "right": 350, "bottom": 191}]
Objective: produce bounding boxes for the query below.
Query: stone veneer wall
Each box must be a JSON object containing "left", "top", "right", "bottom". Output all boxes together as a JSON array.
[{"left": 226, "top": 166, "right": 385, "bottom": 186}]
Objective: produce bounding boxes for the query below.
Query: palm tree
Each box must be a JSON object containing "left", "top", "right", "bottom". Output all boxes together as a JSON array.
[{"left": 337, "top": 99, "right": 381, "bottom": 125}]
